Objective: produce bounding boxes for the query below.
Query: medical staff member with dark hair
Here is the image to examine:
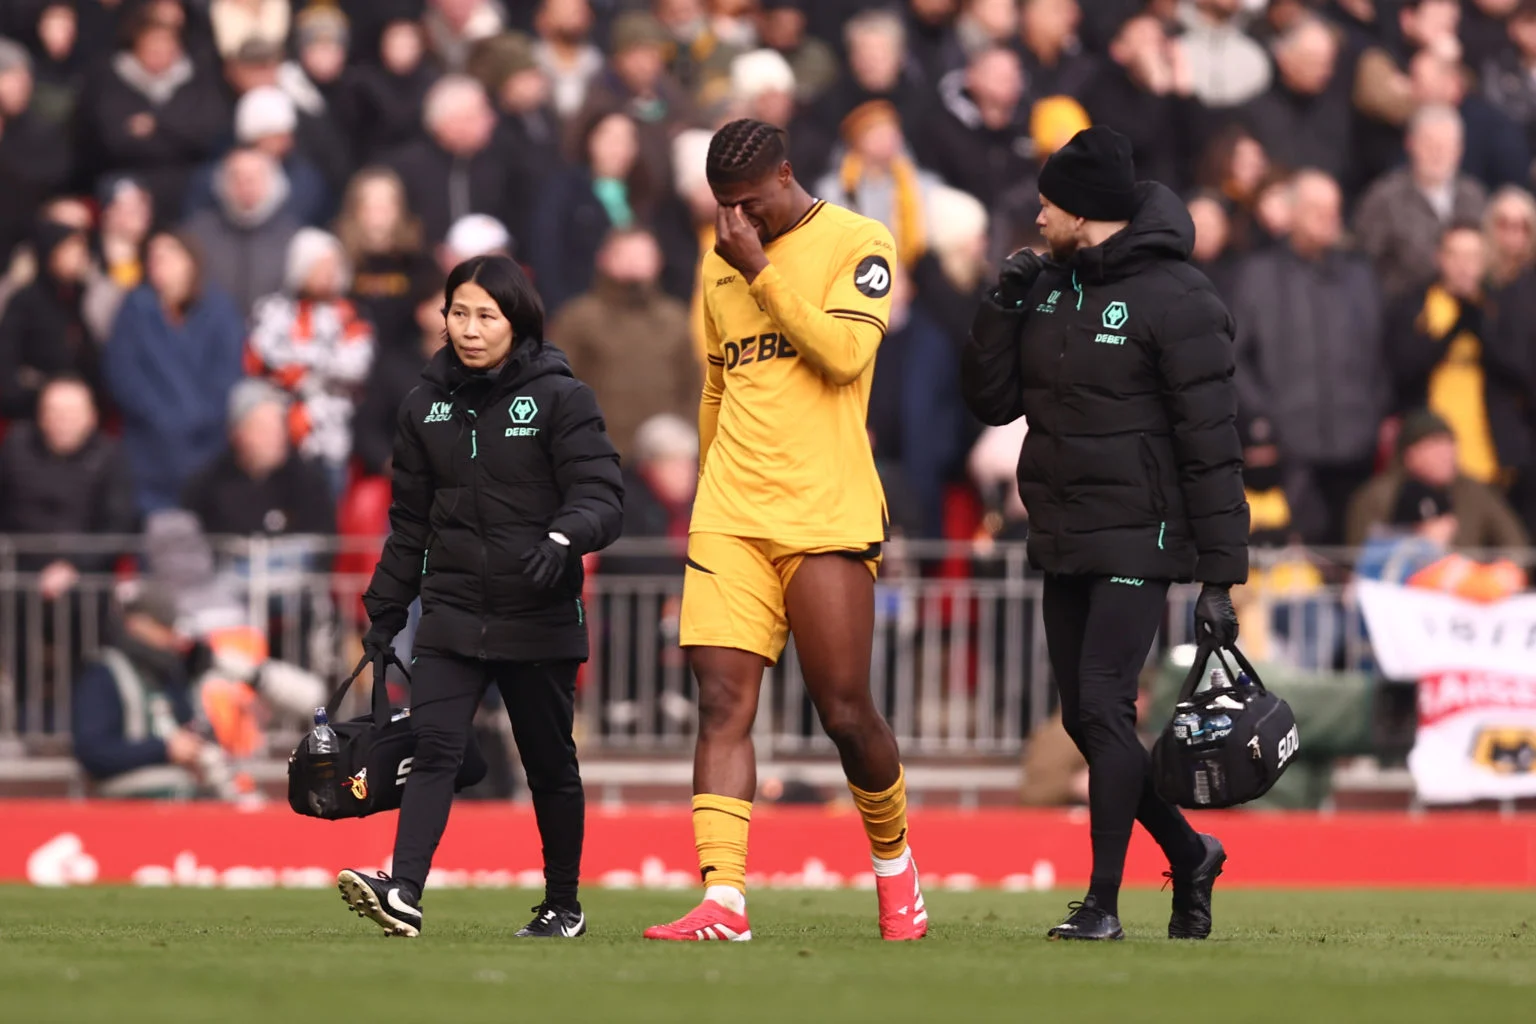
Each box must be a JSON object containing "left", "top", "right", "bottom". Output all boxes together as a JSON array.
[{"left": 337, "top": 255, "right": 624, "bottom": 939}]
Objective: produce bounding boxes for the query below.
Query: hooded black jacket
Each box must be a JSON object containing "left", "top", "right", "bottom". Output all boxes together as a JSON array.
[
  {"left": 961, "top": 183, "right": 1249, "bottom": 585},
  {"left": 363, "top": 342, "right": 624, "bottom": 662}
]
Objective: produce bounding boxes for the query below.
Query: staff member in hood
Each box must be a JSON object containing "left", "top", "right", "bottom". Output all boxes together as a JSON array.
[
  {"left": 337, "top": 255, "right": 624, "bottom": 940},
  {"left": 961, "top": 126, "right": 1249, "bottom": 943}
]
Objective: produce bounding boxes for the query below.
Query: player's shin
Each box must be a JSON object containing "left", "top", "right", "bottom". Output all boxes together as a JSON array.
[{"left": 692, "top": 793, "right": 751, "bottom": 913}]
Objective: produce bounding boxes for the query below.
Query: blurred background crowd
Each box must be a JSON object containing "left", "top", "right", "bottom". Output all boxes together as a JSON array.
[{"left": 5, "top": 0, "right": 1536, "bottom": 807}]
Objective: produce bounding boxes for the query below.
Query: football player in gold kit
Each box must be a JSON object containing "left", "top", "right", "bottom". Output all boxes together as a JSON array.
[{"left": 644, "top": 120, "right": 925, "bottom": 943}]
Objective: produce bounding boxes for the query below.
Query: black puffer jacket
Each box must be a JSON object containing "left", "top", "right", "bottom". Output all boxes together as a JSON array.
[
  {"left": 961, "top": 182, "right": 1249, "bottom": 585},
  {"left": 364, "top": 342, "right": 624, "bottom": 661}
]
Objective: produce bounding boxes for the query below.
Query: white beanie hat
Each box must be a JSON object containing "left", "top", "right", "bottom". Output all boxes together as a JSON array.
[
  {"left": 633, "top": 413, "right": 699, "bottom": 463},
  {"left": 284, "top": 227, "right": 350, "bottom": 294},
  {"left": 730, "top": 49, "right": 795, "bottom": 103},
  {"left": 235, "top": 85, "right": 298, "bottom": 143},
  {"left": 445, "top": 214, "right": 511, "bottom": 262},
  {"left": 925, "top": 185, "right": 989, "bottom": 259},
  {"left": 672, "top": 128, "right": 713, "bottom": 199}
]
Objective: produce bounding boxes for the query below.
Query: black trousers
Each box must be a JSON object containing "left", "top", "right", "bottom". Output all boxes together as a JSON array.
[
  {"left": 1041, "top": 574, "right": 1200, "bottom": 888},
  {"left": 392, "top": 654, "right": 584, "bottom": 906}
]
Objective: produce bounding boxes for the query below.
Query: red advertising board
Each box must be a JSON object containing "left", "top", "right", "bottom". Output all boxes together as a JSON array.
[{"left": 7, "top": 801, "right": 1536, "bottom": 888}]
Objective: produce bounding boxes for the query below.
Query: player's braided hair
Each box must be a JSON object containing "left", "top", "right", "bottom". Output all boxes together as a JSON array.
[{"left": 706, "top": 119, "right": 789, "bottom": 186}]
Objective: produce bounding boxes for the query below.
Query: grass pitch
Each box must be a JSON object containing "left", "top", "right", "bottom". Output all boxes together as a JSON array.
[{"left": 1, "top": 887, "right": 1532, "bottom": 1023}]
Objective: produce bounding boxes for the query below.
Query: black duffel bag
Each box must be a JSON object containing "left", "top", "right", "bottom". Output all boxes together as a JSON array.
[
  {"left": 288, "top": 652, "right": 487, "bottom": 819},
  {"left": 1152, "top": 642, "right": 1300, "bottom": 809}
]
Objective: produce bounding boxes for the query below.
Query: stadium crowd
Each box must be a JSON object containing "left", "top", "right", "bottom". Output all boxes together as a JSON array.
[{"left": 5, "top": 0, "right": 1536, "bottom": 785}]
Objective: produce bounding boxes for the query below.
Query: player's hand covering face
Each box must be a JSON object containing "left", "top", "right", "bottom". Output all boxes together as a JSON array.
[
  {"left": 446, "top": 280, "right": 515, "bottom": 370},
  {"left": 714, "top": 204, "right": 770, "bottom": 282}
]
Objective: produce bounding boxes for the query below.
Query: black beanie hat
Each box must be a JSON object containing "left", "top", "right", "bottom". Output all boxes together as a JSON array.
[{"left": 1038, "top": 125, "right": 1138, "bottom": 222}]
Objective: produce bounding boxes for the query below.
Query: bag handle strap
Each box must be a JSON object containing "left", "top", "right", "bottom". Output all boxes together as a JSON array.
[
  {"left": 325, "top": 649, "right": 412, "bottom": 726},
  {"left": 1176, "top": 641, "right": 1267, "bottom": 702}
]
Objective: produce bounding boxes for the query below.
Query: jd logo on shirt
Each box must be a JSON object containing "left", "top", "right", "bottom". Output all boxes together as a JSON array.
[
  {"left": 854, "top": 255, "right": 892, "bottom": 298},
  {"left": 506, "top": 396, "right": 539, "bottom": 437},
  {"left": 1102, "top": 300, "right": 1129, "bottom": 330}
]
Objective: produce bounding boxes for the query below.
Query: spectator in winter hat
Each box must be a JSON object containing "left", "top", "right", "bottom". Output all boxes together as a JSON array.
[
  {"left": 576, "top": 11, "right": 694, "bottom": 211},
  {"left": 180, "top": 377, "right": 335, "bottom": 539},
  {"left": 471, "top": 31, "right": 560, "bottom": 253},
  {"left": 283, "top": 3, "right": 358, "bottom": 194},
  {"left": 818, "top": 100, "right": 939, "bottom": 270},
  {"left": 728, "top": 48, "right": 796, "bottom": 130},
  {"left": 1347, "top": 409, "right": 1528, "bottom": 549},
  {"left": 245, "top": 228, "right": 376, "bottom": 497},
  {"left": 183, "top": 147, "right": 302, "bottom": 316},
  {"left": 182, "top": 86, "right": 332, "bottom": 227}
]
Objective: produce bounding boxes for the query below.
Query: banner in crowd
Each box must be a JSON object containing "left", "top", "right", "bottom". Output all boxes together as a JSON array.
[
  {"left": 1356, "top": 580, "right": 1536, "bottom": 803},
  {"left": 6, "top": 802, "right": 1536, "bottom": 888}
]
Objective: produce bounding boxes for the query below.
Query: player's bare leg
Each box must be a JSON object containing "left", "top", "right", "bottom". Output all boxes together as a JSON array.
[
  {"left": 786, "top": 554, "right": 927, "bottom": 940},
  {"left": 690, "top": 646, "right": 767, "bottom": 800},
  {"left": 643, "top": 645, "right": 763, "bottom": 941}
]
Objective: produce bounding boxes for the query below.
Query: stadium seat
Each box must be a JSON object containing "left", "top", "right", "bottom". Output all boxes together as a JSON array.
[{"left": 335, "top": 474, "right": 392, "bottom": 619}]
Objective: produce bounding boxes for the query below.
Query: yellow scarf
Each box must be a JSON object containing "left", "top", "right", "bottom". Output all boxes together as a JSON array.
[
  {"left": 1419, "top": 285, "right": 1499, "bottom": 484},
  {"left": 837, "top": 151, "right": 926, "bottom": 269}
]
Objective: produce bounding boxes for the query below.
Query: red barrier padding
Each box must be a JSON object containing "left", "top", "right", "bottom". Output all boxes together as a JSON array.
[{"left": 8, "top": 802, "right": 1536, "bottom": 889}]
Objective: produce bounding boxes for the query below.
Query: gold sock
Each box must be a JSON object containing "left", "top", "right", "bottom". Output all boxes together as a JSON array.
[
  {"left": 849, "top": 766, "right": 910, "bottom": 861},
  {"left": 692, "top": 793, "right": 752, "bottom": 895}
]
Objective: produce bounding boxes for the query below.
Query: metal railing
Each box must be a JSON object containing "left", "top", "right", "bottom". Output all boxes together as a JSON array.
[{"left": 0, "top": 533, "right": 1474, "bottom": 757}]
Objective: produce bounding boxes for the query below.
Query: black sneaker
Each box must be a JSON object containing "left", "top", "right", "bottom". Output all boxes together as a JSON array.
[
  {"left": 337, "top": 869, "right": 423, "bottom": 938},
  {"left": 1166, "top": 833, "right": 1226, "bottom": 940},
  {"left": 516, "top": 901, "right": 587, "bottom": 938},
  {"left": 1046, "top": 896, "right": 1124, "bottom": 941}
]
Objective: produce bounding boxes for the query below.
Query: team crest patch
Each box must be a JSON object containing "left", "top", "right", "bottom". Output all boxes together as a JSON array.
[
  {"left": 509, "top": 396, "right": 538, "bottom": 424},
  {"left": 347, "top": 768, "right": 368, "bottom": 801},
  {"left": 507, "top": 396, "right": 540, "bottom": 437},
  {"left": 854, "top": 255, "right": 892, "bottom": 298}
]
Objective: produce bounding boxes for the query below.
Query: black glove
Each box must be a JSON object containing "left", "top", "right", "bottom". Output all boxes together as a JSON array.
[
  {"left": 1193, "top": 584, "right": 1239, "bottom": 647},
  {"left": 362, "top": 608, "right": 407, "bottom": 660},
  {"left": 994, "top": 248, "right": 1046, "bottom": 308},
  {"left": 521, "top": 536, "right": 570, "bottom": 590}
]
